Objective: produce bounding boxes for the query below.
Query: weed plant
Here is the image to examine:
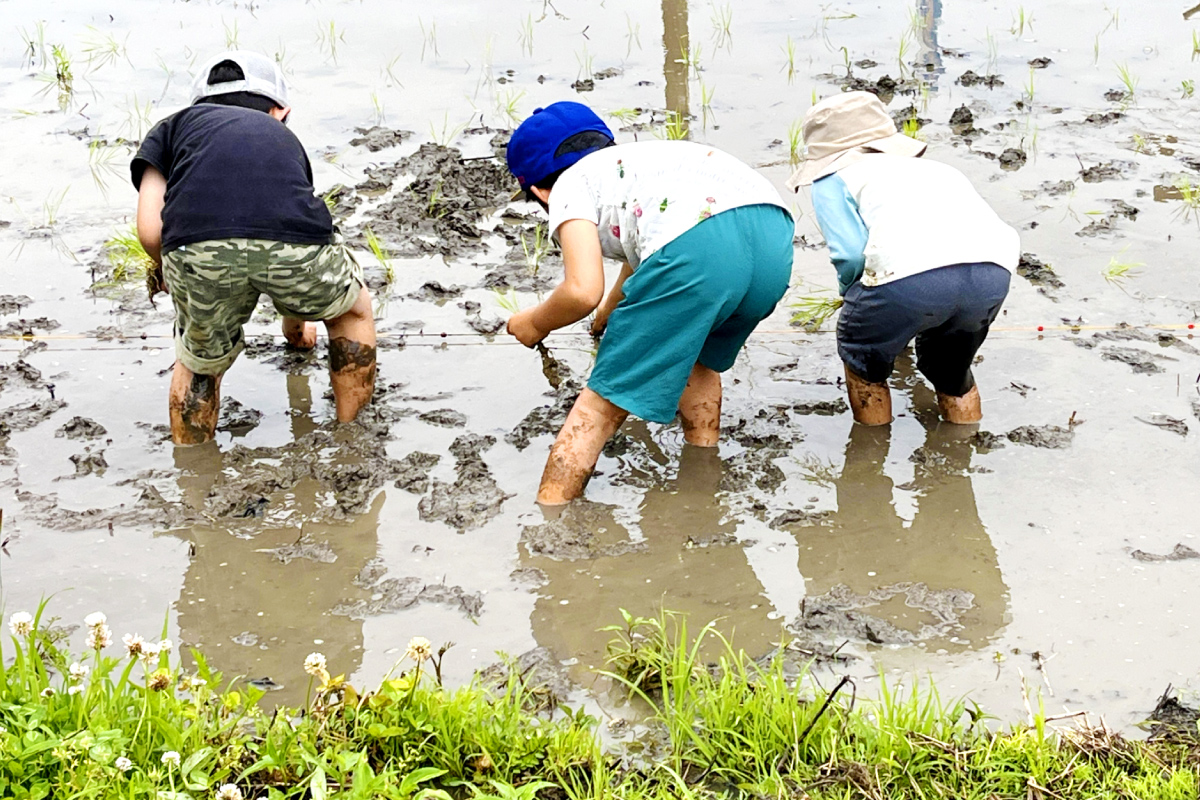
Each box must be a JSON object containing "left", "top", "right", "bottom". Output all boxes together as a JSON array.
[{"left": 2, "top": 602, "right": 1199, "bottom": 799}]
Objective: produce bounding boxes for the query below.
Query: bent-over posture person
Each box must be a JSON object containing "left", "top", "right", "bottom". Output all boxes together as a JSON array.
[
  {"left": 132, "top": 51, "right": 376, "bottom": 445},
  {"left": 504, "top": 101, "right": 794, "bottom": 504},
  {"left": 789, "top": 91, "right": 1019, "bottom": 425}
]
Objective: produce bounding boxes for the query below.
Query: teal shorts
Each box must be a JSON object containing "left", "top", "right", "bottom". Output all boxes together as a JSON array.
[{"left": 588, "top": 204, "right": 794, "bottom": 423}]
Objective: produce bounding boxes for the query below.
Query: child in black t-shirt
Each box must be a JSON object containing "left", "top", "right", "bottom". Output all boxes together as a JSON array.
[{"left": 132, "top": 51, "right": 376, "bottom": 445}]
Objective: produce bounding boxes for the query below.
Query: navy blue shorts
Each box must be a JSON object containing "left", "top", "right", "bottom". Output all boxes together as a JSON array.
[{"left": 837, "top": 262, "right": 1011, "bottom": 396}]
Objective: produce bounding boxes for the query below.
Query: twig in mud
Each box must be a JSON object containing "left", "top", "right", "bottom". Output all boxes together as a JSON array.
[
  {"left": 797, "top": 674, "right": 853, "bottom": 743},
  {"left": 1032, "top": 649, "right": 1057, "bottom": 696}
]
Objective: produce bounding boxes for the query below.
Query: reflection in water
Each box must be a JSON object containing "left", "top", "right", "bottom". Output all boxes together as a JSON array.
[
  {"left": 915, "top": 0, "right": 945, "bottom": 91},
  {"left": 526, "top": 426, "right": 781, "bottom": 675},
  {"left": 662, "top": 0, "right": 690, "bottom": 133},
  {"left": 167, "top": 373, "right": 376, "bottom": 706},
  {"left": 794, "top": 372, "right": 1009, "bottom": 649}
]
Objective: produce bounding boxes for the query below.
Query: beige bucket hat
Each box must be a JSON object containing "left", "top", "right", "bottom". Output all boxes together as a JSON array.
[{"left": 786, "top": 91, "right": 927, "bottom": 190}]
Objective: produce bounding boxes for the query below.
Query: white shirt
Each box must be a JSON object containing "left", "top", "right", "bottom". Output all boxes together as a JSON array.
[
  {"left": 811, "top": 153, "right": 1019, "bottom": 293},
  {"left": 547, "top": 140, "right": 790, "bottom": 268}
]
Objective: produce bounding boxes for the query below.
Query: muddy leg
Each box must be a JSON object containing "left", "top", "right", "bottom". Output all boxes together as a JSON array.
[
  {"left": 844, "top": 363, "right": 892, "bottom": 426},
  {"left": 678, "top": 362, "right": 722, "bottom": 447},
  {"left": 538, "top": 388, "right": 629, "bottom": 506},
  {"left": 324, "top": 287, "right": 377, "bottom": 423},
  {"left": 282, "top": 317, "right": 318, "bottom": 349},
  {"left": 936, "top": 384, "right": 982, "bottom": 424},
  {"left": 169, "top": 363, "right": 223, "bottom": 445}
]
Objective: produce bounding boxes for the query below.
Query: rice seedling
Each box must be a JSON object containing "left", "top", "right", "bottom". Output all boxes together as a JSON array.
[
  {"left": 520, "top": 222, "right": 549, "bottom": 274},
  {"left": 680, "top": 42, "right": 703, "bottom": 80},
  {"left": 40, "top": 44, "right": 75, "bottom": 110},
  {"left": 88, "top": 139, "right": 127, "bottom": 199},
  {"left": 902, "top": 113, "right": 923, "bottom": 140},
  {"left": 426, "top": 180, "right": 447, "bottom": 218},
  {"left": 1171, "top": 177, "right": 1200, "bottom": 224},
  {"left": 1182, "top": 78, "right": 1195, "bottom": 98},
  {"left": 493, "top": 287, "right": 522, "bottom": 314},
  {"left": 497, "top": 88, "right": 525, "bottom": 126},
  {"left": 710, "top": 2, "right": 733, "bottom": 50},
  {"left": 1193, "top": 30, "right": 1200, "bottom": 61},
  {"left": 656, "top": 110, "right": 689, "bottom": 141},
  {"left": 222, "top": 18, "right": 239, "bottom": 50},
  {"left": 102, "top": 224, "right": 155, "bottom": 284},
  {"left": 985, "top": 28, "right": 999, "bottom": 72},
  {"left": 1101, "top": 252, "right": 1144, "bottom": 286},
  {"left": 1023, "top": 66, "right": 1036, "bottom": 105},
  {"left": 1011, "top": 5, "right": 1034, "bottom": 36},
  {"left": 786, "top": 119, "right": 804, "bottom": 166},
  {"left": 699, "top": 81, "right": 715, "bottom": 127},
  {"left": 625, "top": 13, "right": 642, "bottom": 57},
  {"left": 382, "top": 54, "right": 403, "bottom": 88},
  {"left": 370, "top": 90, "right": 385, "bottom": 125},
  {"left": 1093, "top": 33, "right": 1102, "bottom": 65},
  {"left": 789, "top": 287, "right": 843, "bottom": 331},
  {"left": 419, "top": 17, "right": 439, "bottom": 61},
  {"left": 1131, "top": 133, "right": 1147, "bottom": 154},
  {"left": 781, "top": 35, "right": 797, "bottom": 84},
  {"left": 322, "top": 185, "right": 345, "bottom": 213},
  {"left": 1116, "top": 61, "right": 1138, "bottom": 100},
  {"left": 81, "top": 28, "right": 130, "bottom": 71},
  {"left": 608, "top": 107, "right": 641, "bottom": 126},
  {"left": 429, "top": 112, "right": 465, "bottom": 146},
  {"left": 518, "top": 13, "right": 535, "bottom": 57},
  {"left": 897, "top": 31, "right": 913, "bottom": 79},
  {"left": 576, "top": 44, "right": 594, "bottom": 81},
  {"left": 363, "top": 227, "right": 394, "bottom": 286},
  {"left": 317, "top": 20, "right": 346, "bottom": 64},
  {"left": 18, "top": 21, "right": 48, "bottom": 69},
  {"left": 122, "top": 93, "right": 153, "bottom": 140}
]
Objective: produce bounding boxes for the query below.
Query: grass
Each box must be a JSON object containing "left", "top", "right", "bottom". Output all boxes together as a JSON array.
[
  {"left": 625, "top": 13, "right": 641, "bottom": 57},
  {"left": 575, "top": 45, "right": 594, "bottom": 82},
  {"left": 364, "top": 227, "right": 395, "bottom": 286},
  {"left": 3, "top": 601, "right": 1200, "bottom": 800},
  {"left": 18, "top": 21, "right": 47, "bottom": 69},
  {"left": 787, "top": 119, "right": 804, "bottom": 166},
  {"left": 781, "top": 35, "right": 797, "bottom": 84},
  {"left": 40, "top": 44, "right": 75, "bottom": 110},
  {"left": 222, "top": 17, "right": 239, "bottom": 50},
  {"left": 1102, "top": 252, "right": 1145, "bottom": 286},
  {"left": 497, "top": 89, "right": 525, "bottom": 127},
  {"left": 607, "top": 107, "right": 641, "bottom": 126},
  {"left": 1116, "top": 62, "right": 1139, "bottom": 101},
  {"left": 789, "top": 288, "right": 844, "bottom": 331},
  {"left": 81, "top": 27, "right": 130, "bottom": 71}
]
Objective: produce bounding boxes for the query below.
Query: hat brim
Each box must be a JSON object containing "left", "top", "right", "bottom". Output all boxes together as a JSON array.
[{"left": 786, "top": 132, "right": 927, "bottom": 190}]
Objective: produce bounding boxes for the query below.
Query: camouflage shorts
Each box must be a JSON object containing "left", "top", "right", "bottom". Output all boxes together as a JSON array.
[{"left": 162, "top": 237, "right": 364, "bottom": 375}]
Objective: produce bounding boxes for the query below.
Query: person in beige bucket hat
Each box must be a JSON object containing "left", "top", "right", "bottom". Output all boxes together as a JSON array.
[{"left": 788, "top": 91, "right": 1020, "bottom": 426}]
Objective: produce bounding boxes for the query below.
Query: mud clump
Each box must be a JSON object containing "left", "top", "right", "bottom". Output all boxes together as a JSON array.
[
  {"left": 1131, "top": 544, "right": 1200, "bottom": 563},
  {"left": 393, "top": 451, "right": 441, "bottom": 494},
  {"left": 418, "top": 434, "right": 511, "bottom": 531},
  {"left": 720, "top": 450, "right": 787, "bottom": 494},
  {"left": 348, "top": 126, "right": 413, "bottom": 152},
  {"left": 417, "top": 408, "right": 467, "bottom": 428},
  {"left": 793, "top": 399, "right": 849, "bottom": 416},
  {"left": 0, "top": 317, "right": 60, "bottom": 337},
  {"left": 949, "top": 104, "right": 977, "bottom": 137},
  {"left": 0, "top": 398, "right": 67, "bottom": 432},
  {"left": 1076, "top": 199, "right": 1139, "bottom": 237},
  {"left": 217, "top": 398, "right": 263, "bottom": 436},
  {"left": 1028, "top": 56, "right": 1053, "bottom": 69},
  {"left": 771, "top": 508, "right": 832, "bottom": 528},
  {"left": 1092, "top": 324, "right": 1200, "bottom": 356},
  {"left": 262, "top": 535, "right": 338, "bottom": 565},
  {"left": 1083, "top": 111, "right": 1122, "bottom": 126},
  {"left": 0, "top": 295, "right": 33, "bottom": 315},
  {"left": 520, "top": 500, "right": 646, "bottom": 561},
  {"left": 1147, "top": 687, "right": 1200, "bottom": 742},
  {"left": 362, "top": 143, "right": 515, "bottom": 258},
  {"left": 970, "top": 430, "right": 1007, "bottom": 452},
  {"left": 334, "top": 557, "right": 483, "bottom": 619},
  {"left": 998, "top": 148, "right": 1027, "bottom": 171},
  {"left": 841, "top": 73, "right": 900, "bottom": 102},
  {"left": 1006, "top": 425, "right": 1074, "bottom": 449},
  {"left": 68, "top": 449, "right": 108, "bottom": 478},
  {"left": 1016, "top": 253, "right": 1065, "bottom": 293},
  {"left": 957, "top": 70, "right": 1004, "bottom": 88},
  {"left": 1099, "top": 346, "right": 1172, "bottom": 374},
  {"left": 0, "top": 359, "right": 46, "bottom": 391},
  {"left": 789, "top": 583, "right": 976, "bottom": 646},
  {"left": 406, "top": 281, "right": 464, "bottom": 302},
  {"left": 1136, "top": 414, "right": 1188, "bottom": 437},
  {"left": 1079, "top": 161, "right": 1125, "bottom": 183},
  {"left": 55, "top": 416, "right": 107, "bottom": 440}
]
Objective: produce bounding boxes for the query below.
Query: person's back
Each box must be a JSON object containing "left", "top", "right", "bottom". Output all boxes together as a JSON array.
[{"left": 136, "top": 104, "right": 333, "bottom": 252}]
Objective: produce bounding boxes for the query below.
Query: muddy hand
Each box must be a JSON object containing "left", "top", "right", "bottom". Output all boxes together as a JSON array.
[{"left": 506, "top": 308, "right": 546, "bottom": 347}]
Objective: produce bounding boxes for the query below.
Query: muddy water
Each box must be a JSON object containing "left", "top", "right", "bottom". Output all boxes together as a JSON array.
[{"left": 1, "top": 0, "right": 1199, "bottom": 723}]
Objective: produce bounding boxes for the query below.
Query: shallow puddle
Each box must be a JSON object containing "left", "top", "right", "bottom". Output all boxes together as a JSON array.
[{"left": 1, "top": 0, "right": 1199, "bottom": 723}]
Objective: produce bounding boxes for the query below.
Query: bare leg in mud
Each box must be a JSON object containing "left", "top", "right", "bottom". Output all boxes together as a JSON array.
[
  {"left": 169, "top": 365, "right": 223, "bottom": 445},
  {"left": 844, "top": 364, "right": 892, "bottom": 426},
  {"left": 936, "top": 384, "right": 983, "bottom": 424},
  {"left": 281, "top": 317, "right": 318, "bottom": 349},
  {"left": 537, "top": 388, "right": 629, "bottom": 506},
  {"left": 324, "top": 286, "right": 377, "bottom": 423},
  {"left": 677, "top": 362, "right": 722, "bottom": 447}
]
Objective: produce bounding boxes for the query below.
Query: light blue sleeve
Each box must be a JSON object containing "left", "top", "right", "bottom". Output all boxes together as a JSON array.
[{"left": 810, "top": 173, "right": 868, "bottom": 295}]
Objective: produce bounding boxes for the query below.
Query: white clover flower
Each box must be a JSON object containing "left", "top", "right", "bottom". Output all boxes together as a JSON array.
[
  {"left": 303, "top": 652, "right": 327, "bottom": 677},
  {"left": 8, "top": 612, "right": 33, "bottom": 637},
  {"left": 67, "top": 685, "right": 84, "bottom": 696},
  {"left": 138, "top": 642, "right": 161, "bottom": 665},
  {"left": 122, "top": 633, "right": 145, "bottom": 658},
  {"left": 148, "top": 669, "right": 171, "bottom": 692},
  {"left": 114, "top": 755, "right": 133, "bottom": 772},
  {"left": 405, "top": 636, "right": 433, "bottom": 663},
  {"left": 69, "top": 661, "right": 89, "bottom": 681},
  {"left": 87, "top": 624, "right": 113, "bottom": 650},
  {"left": 161, "top": 750, "right": 181, "bottom": 767},
  {"left": 214, "top": 783, "right": 244, "bottom": 800},
  {"left": 40, "top": 687, "right": 56, "bottom": 698},
  {"left": 84, "top": 612, "right": 107, "bottom": 628},
  {"left": 158, "top": 638, "right": 174, "bottom": 653}
]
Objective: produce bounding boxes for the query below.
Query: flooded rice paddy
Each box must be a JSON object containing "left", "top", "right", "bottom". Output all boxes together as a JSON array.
[{"left": 1, "top": 0, "right": 1199, "bottom": 727}]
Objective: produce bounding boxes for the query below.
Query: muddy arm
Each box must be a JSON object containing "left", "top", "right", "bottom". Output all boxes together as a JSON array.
[
  {"left": 592, "top": 261, "right": 633, "bottom": 336},
  {"left": 510, "top": 219, "right": 605, "bottom": 345},
  {"left": 136, "top": 165, "right": 167, "bottom": 267}
]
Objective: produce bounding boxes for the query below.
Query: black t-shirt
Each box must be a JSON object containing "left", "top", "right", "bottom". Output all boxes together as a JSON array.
[{"left": 131, "top": 104, "right": 334, "bottom": 253}]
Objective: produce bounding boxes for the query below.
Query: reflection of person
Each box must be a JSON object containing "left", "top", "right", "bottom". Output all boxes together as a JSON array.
[
  {"left": 526, "top": 430, "right": 782, "bottom": 672},
  {"left": 169, "top": 373, "right": 377, "bottom": 707},
  {"left": 794, "top": 377, "right": 1009, "bottom": 648},
  {"left": 504, "top": 102, "right": 795, "bottom": 504},
  {"left": 788, "top": 92, "right": 1018, "bottom": 426},
  {"left": 131, "top": 50, "right": 376, "bottom": 445}
]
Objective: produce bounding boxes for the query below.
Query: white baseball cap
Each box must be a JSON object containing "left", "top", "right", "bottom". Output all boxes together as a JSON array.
[{"left": 190, "top": 50, "right": 289, "bottom": 108}]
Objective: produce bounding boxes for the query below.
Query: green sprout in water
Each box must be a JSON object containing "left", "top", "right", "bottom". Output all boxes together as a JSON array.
[
  {"left": 364, "top": 227, "right": 394, "bottom": 286},
  {"left": 710, "top": 2, "right": 733, "bottom": 50},
  {"left": 222, "top": 18, "right": 239, "bottom": 50},
  {"left": 1181, "top": 79, "right": 1195, "bottom": 99},
  {"left": 608, "top": 107, "right": 641, "bottom": 127},
  {"left": 102, "top": 223, "right": 155, "bottom": 285},
  {"left": 429, "top": 112, "right": 466, "bottom": 147},
  {"left": 1011, "top": 5, "right": 1034, "bottom": 36},
  {"left": 520, "top": 222, "right": 549, "bottom": 275},
  {"left": 497, "top": 88, "right": 525, "bottom": 127},
  {"left": 81, "top": 27, "right": 130, "bottom": 71},
  {"left": 1101, "top": 252, "right": 1144, "bottom": 286},
  {"left": 317, "top": 20, "right": 346, "bottom": 64},
  {"left": 419, "top": 17, "right": 439, "bottom": 61},
  {"left": 781, "top": 35, "right": 797, "bottom": 84},
  {"left": 493, "top": 288, "right": 522, "bottom": 314},
  {"left": 790, "top": 287, "right": 843, "bottom": 331},
  {"left": 787, "top": 119, "right": 804, "bottom": 166},
  {"left": 1171, "top": 177, "right": 1200, "bottom": 225},
  {"left": 518, "top": 13, "right": 535, "bottom": 58},
  {"left": 1115, "top": 62, "right": 1138, "bottom": 102},
  {"left": 901, "top": 112, "right": 923, "bottom": 141},
  {"left": 1193, "top": 30, "right": 1200, "bottom": 61},
  {"left": 656, "top": 110, "right": 689, "bottom": 141},
  {"left": 41, "top": 44, "right": 74, "bottom": 110}
]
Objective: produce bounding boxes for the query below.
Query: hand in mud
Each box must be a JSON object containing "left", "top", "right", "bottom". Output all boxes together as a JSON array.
[
  {"left": 507, "top": 308, "right": 547, "bottom": 348},
  {"left": 590, "top": 307, "right": 610, "bottom": 339}
]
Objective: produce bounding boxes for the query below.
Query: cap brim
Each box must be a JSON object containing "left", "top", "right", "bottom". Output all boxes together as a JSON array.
[{"left": 785, "top": 132, "right": 928, "bottom": 191}]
